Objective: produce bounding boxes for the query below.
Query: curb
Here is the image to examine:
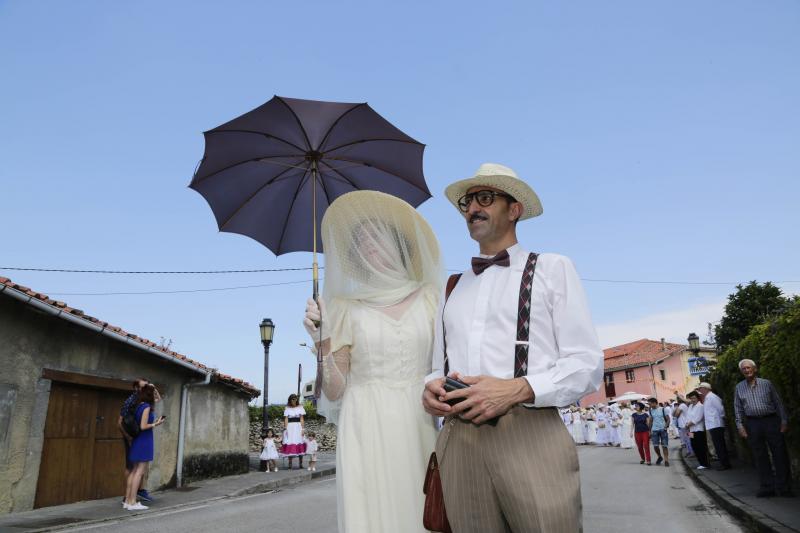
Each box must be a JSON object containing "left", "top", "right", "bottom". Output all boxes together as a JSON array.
[
  {"left": 28, "top": 465, "right": 336, "bottom": 533},
  {"left": 680, "top": 453, "right": 797, "bottom": 533},
  {"left": 231, "top": 465, "right": 336, "bottom": 497}
]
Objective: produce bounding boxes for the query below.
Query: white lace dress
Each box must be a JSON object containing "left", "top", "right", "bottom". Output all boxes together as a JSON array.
[
  {"left": 620, "top": 408, "right": 635, "bottom": 449},
  {"left": 324, "top": 289, "right": 438, "bottom": 533}
]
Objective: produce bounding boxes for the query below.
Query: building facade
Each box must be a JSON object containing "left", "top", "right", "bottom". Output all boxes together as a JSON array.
[
  {"left": 0, "top": 277, "right": 259, "bottom": 514},
  {"left": 581, "top": 338, "right": 717, "bottom": 406}
]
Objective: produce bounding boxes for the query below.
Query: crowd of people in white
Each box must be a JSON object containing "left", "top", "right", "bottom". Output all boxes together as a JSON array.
[
  {"left": 561, "top": 387, "right": 727, "bottom": 470},
  {"left": 561, "top": 401, "right": 644, "bottom": 448}
]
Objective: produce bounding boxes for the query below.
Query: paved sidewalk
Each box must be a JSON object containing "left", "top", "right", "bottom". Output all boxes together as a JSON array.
[
  {"left": 681, "top": 447, "right": 798, "bottom": 533},
  {"left": 0, "top": 452, "right": 335, "bottom": 533}
]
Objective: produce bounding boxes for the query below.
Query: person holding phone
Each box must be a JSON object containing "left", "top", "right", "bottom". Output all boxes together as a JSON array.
[
  {"left": 422, "top": 163, "right": 603, "bottom": 532},
  {"left": 124, "top": 384, "right": 165, "bottom": 511},
  {"left": 118, "top": 378, "right": 160, "bottom": 504},
  {"left": 303, "top": 191, "right": 442, "bottom": 532}
]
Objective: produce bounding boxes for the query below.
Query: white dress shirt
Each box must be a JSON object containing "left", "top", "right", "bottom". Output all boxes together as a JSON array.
[
  {"left": 702, "top": 391, "right": 725, "bottom": 430},
  {"left": 424, "top": 244, "right": 604, "bottom": 408},
  {"left": 674, "top": 403, "right": 689, "bottom": 429},
  {"left": 687, "top": 402, "right": 705, "bottom": 432}
]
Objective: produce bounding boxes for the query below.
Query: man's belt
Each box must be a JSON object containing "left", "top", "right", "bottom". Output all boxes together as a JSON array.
[{"left": 746, "top": 413, "right": 777, "bottom": 419}]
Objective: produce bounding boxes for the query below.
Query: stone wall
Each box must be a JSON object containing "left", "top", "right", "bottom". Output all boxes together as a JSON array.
[
  {"left": 249, "top": 419, "right": 337, "bottom": 452},
  {"left": 184, "top": 383, "right": 250, "bottom": 481}
]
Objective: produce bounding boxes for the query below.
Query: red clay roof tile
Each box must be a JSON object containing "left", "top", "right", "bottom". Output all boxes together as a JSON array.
[
  {"left": 603, "top": 338, "right": 687, "bottom": 371},
  {"left": 0, "top": 276, "right": 259, "bottom": 397}
]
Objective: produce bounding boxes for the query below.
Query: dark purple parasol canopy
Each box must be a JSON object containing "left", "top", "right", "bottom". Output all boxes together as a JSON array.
[{"left": 190, "top": 95, "right": 431, "bottom": 256}]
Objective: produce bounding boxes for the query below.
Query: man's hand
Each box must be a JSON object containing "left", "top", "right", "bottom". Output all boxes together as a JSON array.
[
  {"left": 422, "top": 377, "right": 452, "bottom": 417},
  {"left": 738, "top": 427, "right": 748, "bottom": 439},
  {"left": 780, "top": 422, "right": 788, "bottom": 433},
  {"left": 445, "top": 374, "right": 534, "bottom": 425}
]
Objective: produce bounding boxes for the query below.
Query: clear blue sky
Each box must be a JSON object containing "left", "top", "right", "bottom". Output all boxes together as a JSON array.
[{"left": 2, "top": 1, "right": 798, "bottom": 404}]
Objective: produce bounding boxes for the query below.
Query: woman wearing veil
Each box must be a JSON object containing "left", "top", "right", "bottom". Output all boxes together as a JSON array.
[{"left": 303, "top": 190, "right": 442, "bottom": 533}]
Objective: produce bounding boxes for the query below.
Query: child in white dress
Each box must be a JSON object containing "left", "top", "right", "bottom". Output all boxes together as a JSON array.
[
  {"left": 305, "top": 431, "right": 319, "bottom": 471},
  {"left": 260, "top": 428, "right": 279, "bottom": 472},
  {"left": 585, "top": 408, "right": 598, "bottom": 444},
  {"left": 570, "top": 408, "right": 585, "bottom": 444}
]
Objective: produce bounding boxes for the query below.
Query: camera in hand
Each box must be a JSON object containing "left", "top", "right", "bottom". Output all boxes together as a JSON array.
[
  {"left": 443, "top": 376, "right": 499, "bottom": 426},
  {"left": 443, "top": 377, "right": 469, "bottom": 406}
]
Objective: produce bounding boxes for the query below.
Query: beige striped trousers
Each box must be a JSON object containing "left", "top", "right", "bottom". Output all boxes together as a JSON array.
[{"left": 435, "top": 406, "right": 581, "bottom": 533}]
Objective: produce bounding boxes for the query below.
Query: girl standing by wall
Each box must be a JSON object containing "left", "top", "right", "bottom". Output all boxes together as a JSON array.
[
  {"left": 282, "top": 394, "right": 306, "bottom": 469},
  {"left": 260, "top": 428, "right": 279, "bottom": 472}
]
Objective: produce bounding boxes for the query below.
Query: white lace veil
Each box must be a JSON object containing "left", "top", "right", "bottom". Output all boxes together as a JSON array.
[{"left": 316, "top": 190, "right": 442, "bottom": 424}]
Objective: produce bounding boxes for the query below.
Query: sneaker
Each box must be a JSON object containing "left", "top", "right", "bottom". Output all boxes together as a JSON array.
[
  {"left": 664, "top": 461, "right": 670, "bottom": 467},
  {"left": 127, "top": 502, "right": 149, "bottom": 511},
  {"left": 656, "top": 457, "right": 663, "bottom": 465},
  {"left": 312, "top": 467, "right": 316, "bottom": 471},
  {"left": 640, "top": 460, "right": 645, "bottom": 464},
  {"left": 307, "top": 467, "right": 312, "bottom": 471},
  {"left": 137, "top": 489, "right": 154, "bottom": 503},
  {"left": 696, "top": 465, "right": 707, "bottom": 470},
  {"left": 646, "top": 462, "right": 652, "bottom": 466}
]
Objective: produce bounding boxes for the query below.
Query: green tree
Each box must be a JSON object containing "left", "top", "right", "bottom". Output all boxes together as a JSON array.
[{"left": 714, "top": 281, "right": 788, "bottom": 353}]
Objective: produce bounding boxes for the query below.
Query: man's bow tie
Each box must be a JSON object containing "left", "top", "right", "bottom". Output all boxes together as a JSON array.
[{"left": 471, "top": 249, "right": 511, "bottom": 275}]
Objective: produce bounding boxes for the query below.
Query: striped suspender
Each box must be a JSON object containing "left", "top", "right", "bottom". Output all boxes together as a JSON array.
[{"left": 441, "top": 252, "right": 539, "bottom": 379}]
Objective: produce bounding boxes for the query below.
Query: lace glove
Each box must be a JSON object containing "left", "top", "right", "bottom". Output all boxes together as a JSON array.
[
  {"left": 303, "top": 297, "right": 330, "bottom": 342},
  {"left": 321, "top": 347, "right": 350, "bottom": 401}
]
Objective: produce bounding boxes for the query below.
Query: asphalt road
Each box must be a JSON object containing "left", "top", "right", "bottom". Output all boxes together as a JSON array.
[{"left": 70, "top": 444, "right": 742, "bottom": 533}]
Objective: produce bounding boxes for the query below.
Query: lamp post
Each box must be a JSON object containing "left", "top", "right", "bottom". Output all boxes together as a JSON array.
[{"left": 259, "top": 318, "right": 275, "bottom": 428}]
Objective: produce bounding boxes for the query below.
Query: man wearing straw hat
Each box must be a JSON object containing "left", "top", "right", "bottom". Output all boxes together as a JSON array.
[{"left": 422, "top": 163, "right": 604, "bottom": 532}]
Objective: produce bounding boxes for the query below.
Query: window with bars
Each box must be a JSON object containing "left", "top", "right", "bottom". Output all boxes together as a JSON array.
[
  {"left": 625, "top": 369, "right": 635, "bottom": 383},
  {"left": 659, "top": 369, "right": 667, "bottom": 381}
]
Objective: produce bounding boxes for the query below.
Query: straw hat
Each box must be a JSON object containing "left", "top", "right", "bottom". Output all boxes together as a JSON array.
[
  {"left": 444, "top": 163, "right": 543, "bottom": 220},
  {"left": 697, "top": 382, "right": 712, "bottom": 390}
]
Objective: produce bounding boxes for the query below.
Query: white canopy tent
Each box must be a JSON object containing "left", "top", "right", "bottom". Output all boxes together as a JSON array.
[{"left": 610, "top": 391, "right": 650, "bottom": 403}]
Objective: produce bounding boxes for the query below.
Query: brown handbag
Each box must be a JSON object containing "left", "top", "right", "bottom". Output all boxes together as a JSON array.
[{"left": 423, "top": 452, "right": 452, "bottom": 533}]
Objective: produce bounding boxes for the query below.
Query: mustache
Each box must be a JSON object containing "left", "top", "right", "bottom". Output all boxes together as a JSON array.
[{"left": 469, "top": 214, "right": 488, "bottom": 223}]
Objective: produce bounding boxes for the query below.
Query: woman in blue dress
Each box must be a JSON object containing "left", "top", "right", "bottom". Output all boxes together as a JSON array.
[{"left": 125, "top": 384, "right": 164, "bottom": 510}]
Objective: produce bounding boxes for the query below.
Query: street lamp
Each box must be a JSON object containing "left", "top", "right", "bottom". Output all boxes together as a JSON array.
[
  {"left": 687, "top": 331, "right": 707, "bottom": 378},
  {"left": 687, "top": 332, "right": 700, "bottom": 354},
  {"left": 259, "top": 318, "right": 275, "bottom": 428}
]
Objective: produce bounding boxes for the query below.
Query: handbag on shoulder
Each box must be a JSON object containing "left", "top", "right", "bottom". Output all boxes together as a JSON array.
[{"left": 423, "top": 452, "right": 452, "bottom": 533}]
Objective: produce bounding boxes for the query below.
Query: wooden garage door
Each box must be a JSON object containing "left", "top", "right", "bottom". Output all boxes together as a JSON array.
[{"left": 35, "top": 383, "right": 130, "bottom": 508}]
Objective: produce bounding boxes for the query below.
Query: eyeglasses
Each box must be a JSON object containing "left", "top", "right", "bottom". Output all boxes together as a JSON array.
[{"left": 456, "top": 190, "right": 515, "bottom": 212}]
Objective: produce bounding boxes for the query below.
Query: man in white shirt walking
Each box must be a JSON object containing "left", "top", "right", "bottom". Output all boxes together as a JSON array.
[
  {"left": 422, "top": 163, "right": 604, "bottom": 532},
  {"left": 697, "top": 382, "right": 731, "bottom": 470}
]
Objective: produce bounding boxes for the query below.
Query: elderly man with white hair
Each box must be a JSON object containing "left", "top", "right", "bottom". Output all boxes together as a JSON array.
[
  {"left": 697, "top": 382, "right": 731, "bottom": 470},
  {"left": 734, "top": 359, "right": 792, "bottom": 498}
]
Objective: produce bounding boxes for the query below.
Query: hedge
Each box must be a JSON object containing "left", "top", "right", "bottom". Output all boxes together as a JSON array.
[
  {"left": 249, "top": 400, "right": 320, "bottom": 423},
  {"left": 708, "top": 300, "right": 799, "bottom": 480}
]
